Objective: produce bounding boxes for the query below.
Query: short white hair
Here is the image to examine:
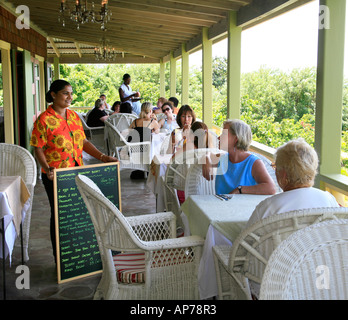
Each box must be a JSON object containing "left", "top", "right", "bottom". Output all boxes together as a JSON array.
[
  {"left": 275, "top": 138, "right": 318, "bottom": 187},
  {"left": 224, "top": 119, "right": 252, "bottom": 151}
]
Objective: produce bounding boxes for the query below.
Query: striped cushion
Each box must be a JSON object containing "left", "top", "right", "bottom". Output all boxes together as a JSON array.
[{"left": 113, "top": 252, "right": 145, "bottom": 284}]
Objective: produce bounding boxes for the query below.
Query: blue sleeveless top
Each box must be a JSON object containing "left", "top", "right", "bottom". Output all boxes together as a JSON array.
[{"left": 215, "top": 153, "right": 259, "bottom": 194}]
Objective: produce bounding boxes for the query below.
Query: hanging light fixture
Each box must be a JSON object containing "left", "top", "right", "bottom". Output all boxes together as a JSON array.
[
  {"left": 58, "top": 0, "right": 112, "bottom": 30},
  {"left": 94, "top": 39, "right": 116, "bottom": 61}
]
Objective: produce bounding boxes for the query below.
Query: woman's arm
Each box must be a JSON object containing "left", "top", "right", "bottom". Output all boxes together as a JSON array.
[
  {"left": 229, "top": 159, "right": 276, "bottom": 195},
  {"left": 83, "top": 139, "right": 118, "bottom": 163},
  {"left": 119, "top": 87, "right": 137, "bottom": 103},
  {"left": 34, "top": 147, "right": 55, "bottom": 180},
  {"left": 202, "top": 152, "right": 221, "bottom": 181},
  {"left": 150, "top": 120, "right": 160, "bottom": 134}
]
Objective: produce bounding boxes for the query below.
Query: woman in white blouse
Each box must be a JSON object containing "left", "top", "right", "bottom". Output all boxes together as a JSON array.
[
  {"left": 247, "top": 138, "right": 339, "bottom": 228},
  {"left": 119, "top": 73, "right": 142, "bottom": 115}
]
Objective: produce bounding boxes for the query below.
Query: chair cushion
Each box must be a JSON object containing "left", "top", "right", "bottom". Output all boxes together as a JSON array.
[{"left": 113, "top": 252, "right": 145, "bottom": 284}]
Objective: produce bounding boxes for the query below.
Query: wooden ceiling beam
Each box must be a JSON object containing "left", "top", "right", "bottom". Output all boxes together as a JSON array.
[
  {"left": 108, "top": 1, "right": 226, "bottom": 21},
  {"left": 74, "top": 42, "right": 82, "bottom": 58},
  {"left": 47, "top": 36, "right": 60, "bottom": 58}
]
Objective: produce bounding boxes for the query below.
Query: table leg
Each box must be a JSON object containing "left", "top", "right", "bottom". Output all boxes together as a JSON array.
[
  {"left": 20, "top": 223, "right": 24, "bottom": 265},
  {"left": 1, "top": 219, "right": 5, "bottom": 300}
]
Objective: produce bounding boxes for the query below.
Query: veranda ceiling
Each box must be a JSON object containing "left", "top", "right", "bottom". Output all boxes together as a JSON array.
[{"left": 2, "top": 0, "right": 313, "bottom": 64}]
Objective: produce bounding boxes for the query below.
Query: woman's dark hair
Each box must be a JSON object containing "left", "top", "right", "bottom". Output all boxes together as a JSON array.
[
  {"left": 45, "top": 79, "right": 71, "bottom": 103},
  {"left": 168, "top": 97, "right": 179, "bottom": 108},
  {"left": 95, "top": 98, "right": 103, "bottom": 108},
  {"left": 161, "top": 101, "right": 174, "bottom": 112},
  {"left": 123, "top": 73, "right": 131, "bottom": 81},
  {"left": 176, "top": 105, "right": 196, "bottom": 128},
  {"left": 120, "top": 102, "right": 132, "bottom": 114},
  {"left": 112, "top": 101, "right": 121, "bottom": 112},
  {"left": 191, "top": 121, "right": 209, "bottom": 148}
]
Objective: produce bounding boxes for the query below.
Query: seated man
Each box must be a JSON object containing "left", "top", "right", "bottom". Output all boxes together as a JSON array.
[{"left": 87, "top": 99, "right": 108, "bottom": 127}]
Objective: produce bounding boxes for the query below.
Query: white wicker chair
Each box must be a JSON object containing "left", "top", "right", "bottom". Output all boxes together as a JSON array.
[
  {"left": 75, "top": 174, "right": 204, "bottom": 300},
  {"left": 164, "top": 148, "right": 220, "bottom": 225},
  {"left": 77, "top": 112, "right": 105, "bottom": 151},
  {"left": 104, "top": 120, "right": 150, "bottom": 173},
  {"left": 107, "top": 113, "right": 137, "bottom": 133},
  {"left": 212, "top": 207, "right": 348, "bottom": 300},
  {"left": 260, "top": 219, "right": 348, "bottom": 300},
  {"left": 0, "top": 143, "right": 37, "bottom": 261},
  {"left": 184, "top": 151, "right": 281, "bottom": 199}
]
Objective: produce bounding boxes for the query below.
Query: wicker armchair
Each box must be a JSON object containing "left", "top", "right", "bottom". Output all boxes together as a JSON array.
[
  {"left": 260, "top": 219, "right": 348, "bottom": 300},
  {"left": 104, "top": 120, "right": 150, "bottom": 173},
  {"left": 0, "top": 143, "right": 37, "bottom": 261},
  {"left": 75, "top": 174, "right": 204, "bottom": 300},
  {"left": 164, "top": 148, "right": 221, "bottom": 225},
  {"left": 77, "top": 112, "right": 105, "bottom": 151},
  {"left": 106, "top": 113, "right": 137, "bottom": 132},
  {"left": 212, "top": 207, "right": 348, "bottom": 300}
]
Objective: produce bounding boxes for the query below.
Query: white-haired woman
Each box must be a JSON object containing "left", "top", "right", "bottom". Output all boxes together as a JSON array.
[
  {"left": 247, "top": 138, "right": 339, "bottom": 227},
  {"left": 203, "top": 119, "right": 276, "bottom": 195}
]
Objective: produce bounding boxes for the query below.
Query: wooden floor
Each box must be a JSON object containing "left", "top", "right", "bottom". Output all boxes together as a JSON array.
[{"left": 1, "top": 163, "right": 157, "bottom": 300}]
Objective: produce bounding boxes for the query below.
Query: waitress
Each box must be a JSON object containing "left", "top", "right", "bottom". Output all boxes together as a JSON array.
[
  {"left": 118, "top": 73, "right": 141, "bottom": 115},
  {"left": 30, "top": 79, "right": 118, "bottom": 262}
]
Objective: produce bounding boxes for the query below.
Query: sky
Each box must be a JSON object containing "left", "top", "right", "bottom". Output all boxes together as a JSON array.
[{"left": 191, "top": 0, "right": 348, "bottom": 76}]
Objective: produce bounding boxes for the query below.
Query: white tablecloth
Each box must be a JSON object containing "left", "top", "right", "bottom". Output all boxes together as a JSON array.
[
  {"left": 0, "top": 176, "right": 30, "bottom": 263},
  {"left": 181, "top": 194, "right": 270, "bottom": 299},
  {"left": 146, "top": 154, "right": 172, "bottom": 212}
]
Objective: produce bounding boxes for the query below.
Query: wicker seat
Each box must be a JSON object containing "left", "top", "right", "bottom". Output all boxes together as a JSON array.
[
  {"left": 104, "top": 120, "right": 150, "bottom": 173},
  {"left": 75, "top": 174, "right": 204, "bottom": 300},
  {"left": 107, "top": 113, "right": 137, "bottom": 132},
  {"left": 0, "top": 143, "right": 37, "bottom": 261},
  {"left": 260, "top": 219, "right": 348, "bottom": 300},
  {"left": 77, "top": 112, "right": 105, "bottom": 151},
  {"left": 212, "top": 207, "right": 348, "bottom": 300},
  {"left": 164, "top": 148, "right": 221, "bottom": 225}
]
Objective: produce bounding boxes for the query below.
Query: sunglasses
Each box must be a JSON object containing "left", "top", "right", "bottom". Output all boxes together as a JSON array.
[{"left": 162, "top": 107, "right": 170, "bottom": 113}]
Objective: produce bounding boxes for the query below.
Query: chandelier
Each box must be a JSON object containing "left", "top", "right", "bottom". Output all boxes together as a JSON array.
[
  {"left": 94, "top": 39, "right": 116, "bottom": 61},
  {"left": 59, "top": 0, "right": 112, "bottom": 30}
]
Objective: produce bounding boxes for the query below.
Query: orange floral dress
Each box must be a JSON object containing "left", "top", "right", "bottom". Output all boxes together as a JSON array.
[{"left": 30, "top": 105, "right": 86, "bottom": 172}]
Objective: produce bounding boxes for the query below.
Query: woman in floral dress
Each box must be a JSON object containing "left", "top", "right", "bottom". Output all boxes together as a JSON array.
[{"left": 30, "top": 79, "right": 117, "bottom": 261}]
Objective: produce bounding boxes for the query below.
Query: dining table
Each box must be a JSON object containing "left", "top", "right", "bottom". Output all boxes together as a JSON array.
[
  {"left": 0, "top": 176, "right": 30, "bottom": 299},
  {"left": 180, "top": 193, "right": 271, "bottom": 299}
]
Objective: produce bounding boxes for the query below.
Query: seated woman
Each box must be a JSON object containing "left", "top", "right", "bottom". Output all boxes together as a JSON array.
[
  {"left": 87, "top": 98, "right": 108, "bottom": 127},
  {"left": 173, "top": 121, "right": 214, "bottom": 204},
  {"left": 158, "top": 101, "right": 178, "bottom": 133},
  {"left": 247, "top": 138, "right": 339, "bottom": 227},
  {"left": 111, "top": 101, "right": 121, "bottom": 114},
  {"left": 169, "top": 104, "right": 196, "bottom": 154},
  {"left": 128, "top": 102, "right": 160, "bottom": 143},
  {"left": 203, "top": 119, "right": 276, "bottom": 195},
  {"left": 119, "top": 102, "right": 133, "bottom": 114}
]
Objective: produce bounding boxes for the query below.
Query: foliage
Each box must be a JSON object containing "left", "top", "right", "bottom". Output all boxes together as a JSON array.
[{"left": 60, "top": 60, "right": 348, "bottom": 174}]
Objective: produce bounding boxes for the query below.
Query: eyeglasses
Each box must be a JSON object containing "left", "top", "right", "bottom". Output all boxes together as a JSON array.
[{"left": 162, "top": 108, "right": 170, "bottom": 113}]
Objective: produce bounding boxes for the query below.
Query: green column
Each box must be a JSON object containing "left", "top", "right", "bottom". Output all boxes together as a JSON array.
[
  {"left": 202, "top": 27, "right": 213, "bottom": 128},
  {"left": 315, "top": 0, "right": 346, "bottom": 175},
  {"left": 181, "top": 43, "right": 189, "bottom": 105},
  {"left": 170, "top": 51, "right": 176, "bottom": 97},
  {"left": 23, "top": 50, "right": 34, "bottom": 149},
  {"left": 160, "top": 58, "right": 166, "bottom": 97},
  {"left": 227, "top": 11, "right": 242, "bottom": 119}
]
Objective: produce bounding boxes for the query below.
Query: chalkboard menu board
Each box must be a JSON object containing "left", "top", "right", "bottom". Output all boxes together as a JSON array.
[{"left": 53, "top": 162, "right": 120, "bottom": 284}]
